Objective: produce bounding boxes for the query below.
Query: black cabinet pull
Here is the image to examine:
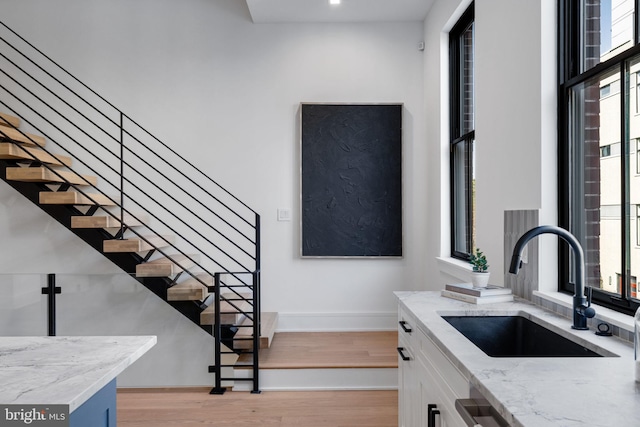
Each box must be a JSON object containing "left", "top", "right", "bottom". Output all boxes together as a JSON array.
[
  {"left": 427, "top": 404, "right": 438, "bottom": 427},
  {"left": 396, "top": 347, "right": 411, "bottom": 361},
  {"left": 430, "top": 409, "right": 440, "bottom": 427},
  {"left": 399, "top": 320, "right": 412, "bottom": 333}
]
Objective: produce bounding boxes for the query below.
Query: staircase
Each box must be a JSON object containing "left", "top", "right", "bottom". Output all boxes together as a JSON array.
[{"left": 0, "top": 21, "right": 271, "bottom": 393}]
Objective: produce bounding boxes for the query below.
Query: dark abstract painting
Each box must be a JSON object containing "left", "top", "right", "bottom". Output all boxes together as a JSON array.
[{"left": 301, "top": 104, "right": 402, "bottom": 257}]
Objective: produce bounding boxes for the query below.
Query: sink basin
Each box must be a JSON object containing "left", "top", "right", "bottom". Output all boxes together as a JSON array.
[{"left": 441, "top": 315, "right": 607, "bottom": 357}]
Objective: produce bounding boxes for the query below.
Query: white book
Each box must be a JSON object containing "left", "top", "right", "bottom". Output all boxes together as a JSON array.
[
  {"left": 445, "top": 283, "right": 512, "bottom": 297},
  {"left": 440, "top": 289, "right": 514, "bottom": 305}
]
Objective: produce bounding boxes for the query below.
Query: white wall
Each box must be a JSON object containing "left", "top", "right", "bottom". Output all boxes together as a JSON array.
[
  {"left": 423, "top": 0, "right": 557, "bottom": 289},
  {"left": 0, "top": 0, "right": 426, "bottom": 330}
]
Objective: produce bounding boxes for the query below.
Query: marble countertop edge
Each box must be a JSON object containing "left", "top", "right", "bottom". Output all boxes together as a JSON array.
[{"left": 66, "top": 336, "right": 157, "bottom": 411}]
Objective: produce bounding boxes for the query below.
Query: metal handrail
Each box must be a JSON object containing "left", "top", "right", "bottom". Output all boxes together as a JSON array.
[
  {"left": 0, "top": 28, "right": 258, "bottom": 273},
  {"left": 0, "top": 57, "right": 256, "bottom": 262},
  {"left": 0, "top": 20, "right": 260, "bottom": 391},
  {"left": 0, "top": 21, "right": 258, "bottom": 219}
]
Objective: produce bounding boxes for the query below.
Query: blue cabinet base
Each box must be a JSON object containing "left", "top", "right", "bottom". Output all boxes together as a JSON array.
[{"left": 69, "top": 379, "right": 116, "bottom": 427}]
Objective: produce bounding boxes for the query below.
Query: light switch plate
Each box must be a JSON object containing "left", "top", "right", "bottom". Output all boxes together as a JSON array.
[{"left": 277, "top": 208, "right": 291, "bottom": 221}]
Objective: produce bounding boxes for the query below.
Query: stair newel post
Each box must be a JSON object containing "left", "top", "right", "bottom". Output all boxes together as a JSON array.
[
  {"left": 251, "top": 270, "right": 260, "bottom": 394},
  {"left": 252, "top": 213, "right": 261, "bottom": 393},
  {"left": 210, "top": 272, "right": 225, "bottom": 395},
  {"left": 118, "top": 112, "right": 125, "bottom": 240},
  {"left": 41, "top": 273, "right": 61, "bottom": 336}
]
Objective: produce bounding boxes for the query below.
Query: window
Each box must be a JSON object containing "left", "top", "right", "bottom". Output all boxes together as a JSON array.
[
  {"left": 449, "top": 3, "right": 475, "bottom": 259},
  {"left": 599, "top": 80, "right": 620, "bottom": 98},
  {"left": 636, "top": 72, "right": 640, "bottom": 113},
  {"left": 637, "top": 138, "right": 640, "bottom": 173},
  {"left": 559, "top": 0, "right": 640, "bottom": 315},
  {"left": 637, "top": 205, "right": 640, "bottom": 246}
]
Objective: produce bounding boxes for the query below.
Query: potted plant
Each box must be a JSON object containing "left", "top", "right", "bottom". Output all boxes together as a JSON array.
[{"left": 469, "top": 248, "right": 490, "bottom": 288}]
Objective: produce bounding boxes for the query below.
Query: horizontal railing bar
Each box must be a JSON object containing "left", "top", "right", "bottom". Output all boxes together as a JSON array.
[
  {"left": 0, "top": 101, "right": 254, "bottom": 274},
  {"left": 0, "top": 51, "right": 256, "bottom": 240},
  {"left": 123, "top": 114, "right": 258, "bottom": 219},
  {"left": 0, "top": 86, "right": 256, "bottom": 265},
  {"left": 119, "top": 141, "right": 255, "bottom": 245},
  {"left": 0, "top": 22, "right": 121, "bottom": 116},
  {"left": 0, "top": 28, "right": 257, "bottom": 225}
]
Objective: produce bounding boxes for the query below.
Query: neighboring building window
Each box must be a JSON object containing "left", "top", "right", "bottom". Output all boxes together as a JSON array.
[
  {"left": 636, "top": 72, "right": 640, "bottom": 113},
  {"left": 637, "top": 138, "right": 640, "bottom": 174},
  {"left": 637, "top": 205, "right": 640, "bottom": 246},
  {"left": 559, "top": 0, "right": 640, "bottom": 315},
  {"left": 449, "top": 3, "right": 475, "bottom": 260}
]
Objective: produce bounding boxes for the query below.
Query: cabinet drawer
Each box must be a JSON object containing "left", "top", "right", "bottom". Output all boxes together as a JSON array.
[
  {"left": 398, "top": 306, "right": 416, "bottom": 334},
  {"left": 397, "top": 306, "right": 417, "bottom": 346}
]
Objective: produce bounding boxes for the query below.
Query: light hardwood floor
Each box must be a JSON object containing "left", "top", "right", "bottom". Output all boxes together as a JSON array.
[
  {"left": 117, "top": 389, "right": 398, "bottom": 427},
  {"left": 118, "top": 331, "right": 399, "bottom": 426}
]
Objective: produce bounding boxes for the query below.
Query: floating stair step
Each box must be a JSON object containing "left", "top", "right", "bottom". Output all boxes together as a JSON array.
[
  {"left": 103, "top": 235, "right": 175, "bottom": 253},
  {"left": 167, "top": 273, "right": 212, "bottom": 301},
  {"left": 70, "top": 214, "right": 147, "bottom": 229},
  {"left": 0, "top": 127, "right": 46, "bottom": 147},
  {"left": 234, "top": 312, "right": 278, "bottom": 350},
  {"left": 136, "top": 254, "right": 198, "bottom": 277},
  {"left": 0, "top": 112, "right": 20, "bottom": 129},
  {"left": 0, "top": 143, "right": 72, "bottom": 166},
  {"left": 200, "top": 293, "right": 252, "bottom": 325},
  {"left": 39, "top": 191, "right": 116, "bottom": 206},
  {"left": 6, "top": 167, "right": 97, "bottom": 186}
]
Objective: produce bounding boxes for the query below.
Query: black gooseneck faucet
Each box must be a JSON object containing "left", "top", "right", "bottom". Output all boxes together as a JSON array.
[{"left": 509, "top": 225, "right": 596, "bottom": 330}]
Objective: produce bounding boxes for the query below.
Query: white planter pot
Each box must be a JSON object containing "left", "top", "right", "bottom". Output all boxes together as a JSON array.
[{"left": 471, "top": 272, "right": 490, "bottom": 288}]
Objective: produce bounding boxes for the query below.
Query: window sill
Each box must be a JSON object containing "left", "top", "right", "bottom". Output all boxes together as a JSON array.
[
  {"left": 534, "top": 290, "right": 634, "bottom": 333},
  {"left": 436, "top": 256, "right": 473, "bottom": 282}
]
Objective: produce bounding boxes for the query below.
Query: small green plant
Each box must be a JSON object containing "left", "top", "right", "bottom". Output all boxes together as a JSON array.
[{"left": 469, "top": 248, "right": 489, "bottom": 273}]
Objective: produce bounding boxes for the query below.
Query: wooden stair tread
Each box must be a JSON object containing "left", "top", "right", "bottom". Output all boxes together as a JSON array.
[
  {"left": 39, "top": 191, "right": 116, "bottom": 206},
  {"left": 0, "top": 143, "right": 72, "bottom": 166},
  {"left": 200, "top": 294, "right": 252, "bottom": 325},
  {"left": 70, "top": 214, "right": 147, "bottom": 229},
  {"left": 7, "top": 166, "right": 97, "bottom": 186},
  {"left": 237, "top": 331, "right": 399, "bottom": 370},
  {"left": 0, "top": 112, "right": 20, "bottom": 129},
  {"left": 0, "top": 127, "right": 46, "bottom": 147},
  {"left": 167, "top": 274, "right": 212, "bottom": 301},
  {"left": 135, "top": 254, "right": 198, "bottom": 277},
  {"left": 103, "top": 235, "right": 175, "bottom": 253},
  {"left": 234, "top": 312, "right": 278, "bottom": 350}
]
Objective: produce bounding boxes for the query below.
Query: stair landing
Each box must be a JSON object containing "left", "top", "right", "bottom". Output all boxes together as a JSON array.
[{"left": 233, "top": 331, "right": 398, "bottom": 391}]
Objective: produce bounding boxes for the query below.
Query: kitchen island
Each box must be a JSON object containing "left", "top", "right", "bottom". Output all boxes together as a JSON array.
[
  {"left": 0, "top": 335, "right": 156, "bottom": 426},
  {"left": 396, "top": 291, "right": 639, "bottom": 427}
]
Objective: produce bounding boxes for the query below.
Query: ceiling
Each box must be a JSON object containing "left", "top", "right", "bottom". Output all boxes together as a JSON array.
[{"left": 245, "top": 0, "right": 435, "bottom": 23}]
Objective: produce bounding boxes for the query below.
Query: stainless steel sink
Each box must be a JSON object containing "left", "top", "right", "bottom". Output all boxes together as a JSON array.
[{"left": 441, "top": 315, "right": 611, "bottom": 357}]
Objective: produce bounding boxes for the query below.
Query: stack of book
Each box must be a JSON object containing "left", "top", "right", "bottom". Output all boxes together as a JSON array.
[{"left": 441, "top": 283, "right": 513, "bottom": 304}]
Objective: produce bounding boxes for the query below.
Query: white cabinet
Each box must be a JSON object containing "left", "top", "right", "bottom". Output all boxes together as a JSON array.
[{"left": 398, "top": 304, "right": 469, "bottom": 427}]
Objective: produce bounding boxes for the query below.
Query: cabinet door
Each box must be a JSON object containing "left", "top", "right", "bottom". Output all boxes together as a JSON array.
[
  {"left": 398, "top": 331, "right": 418, "bottom": 427},
  {"left": 417, "top": 357, "right": 468, "bottom": 427}
]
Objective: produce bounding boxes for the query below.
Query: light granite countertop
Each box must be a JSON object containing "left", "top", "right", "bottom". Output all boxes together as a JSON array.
[
  {"left": 0, "top": 335, "right": 156, "bottom": 412},
  {"left": 395, "top": 291, "right": 640, "bottom": 427}
]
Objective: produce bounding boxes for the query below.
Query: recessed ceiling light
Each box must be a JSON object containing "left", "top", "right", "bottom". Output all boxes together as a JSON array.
[{"left": 329, "top": 0, "right": 341, "bottom": 5}]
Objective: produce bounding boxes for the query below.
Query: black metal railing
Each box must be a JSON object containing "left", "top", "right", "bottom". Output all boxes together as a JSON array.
[{"left": 0, "top": 20, "right": 260, "bottom": 392}]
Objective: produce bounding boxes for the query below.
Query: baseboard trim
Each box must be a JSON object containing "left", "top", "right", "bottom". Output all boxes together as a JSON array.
[
  {"left": 275, "top": 312, "right": 396, "bottom": 332},
  {"left": 232, "top": 368, "right": 398, "bottom": 392}
]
